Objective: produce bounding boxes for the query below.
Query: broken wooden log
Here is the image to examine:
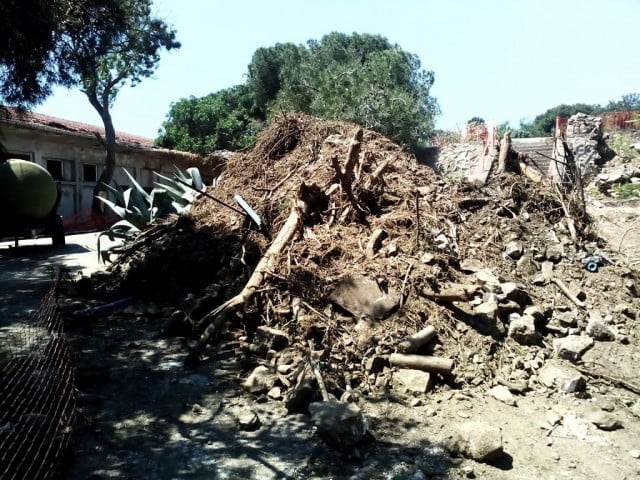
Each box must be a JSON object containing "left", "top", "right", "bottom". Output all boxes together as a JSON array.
[
  {"left": 421, "top": 284, "right": 481, "bottom": 302},
  {"left": 389, "top": 353, "right": 454, "bottom": 374},
  {"left": 397, "top": 325, "right": 437, "bottom": 353},
  {"left": 185, "top": 184, "right": 309, "bottom": 367},
  {"left": 365, "top": 228, "right": 388, "bottom": 258},
  {"left": 496, "top": 130, "right": 511, "bottom": 174},
  {"left": 551, "top": 277, "right": 586, "bottom": 308}
]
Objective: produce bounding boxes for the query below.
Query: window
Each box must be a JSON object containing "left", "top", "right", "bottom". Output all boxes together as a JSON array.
[
  {"left": 1, "top": 151, "right": 32, "bottom": 163},
  {"left": 83, "top": 164, "right": 98, "bottom": 182},
  {"left": 47, "top": 159, "right": 63, "bottom": 180}
]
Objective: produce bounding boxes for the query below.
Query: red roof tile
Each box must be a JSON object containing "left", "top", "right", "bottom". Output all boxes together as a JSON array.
[{"left": 0, "top": 106, "right": 155, "bottom": 148}]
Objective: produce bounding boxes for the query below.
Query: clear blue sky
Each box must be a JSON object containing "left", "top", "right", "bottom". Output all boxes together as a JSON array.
[{"left": 37, "top": 0, "right": 639, "bottom": 140}]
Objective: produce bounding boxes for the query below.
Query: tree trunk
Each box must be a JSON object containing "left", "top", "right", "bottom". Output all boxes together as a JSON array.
[
  {"left": 86, "top": 90, "right": 117, "bottom": 213},
  {"left": 496, "top": 130, "right": 512, "bottom": 174}
]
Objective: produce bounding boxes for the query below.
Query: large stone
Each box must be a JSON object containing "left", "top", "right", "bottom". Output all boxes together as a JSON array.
[
  {"left": 586, "top": 315, "right": 616, "bottom": 341},
  {"left": 538, "top": 360, "right": 586, "bottom": 393},
  {"left": 553, "top": 335, "right": 594, "bottom": 362},
  {"left": 508, "top": 315, "right": 538, "bottom": 345},
  {"left": 446, "top": 422, "right": 504, "bottom": 463},
  {"left": 393, "top": 368, "right": 433, "bottom": 393},
  {"left": 308, "top": 400, "right": 368, "bottom": 447},
  {"left": 488, "top": 385, "right": 517, "bottom": 406},
  {"left": 587, "top": 411, "right": 622, "bottom": 431},
  {"left": 516, "top": 254, "right": 537, "bottom": 276},
  {"left": 500, "top": 282, "right": 531, "bottom": 307},
  {"left": 505, "top": 240, "right": 524, "bottom": 260},
  {"left": 242, "top": 365, "right": 276, "bottom": 394},
  {"left": 474, "top": 299, "right": 498, "bottom": 319},
  {"left": 329, "top": 274, "right": 399, "bottom": 320},
  {"left": 546, "top": 244, "right": 564, "bottom": 263}
]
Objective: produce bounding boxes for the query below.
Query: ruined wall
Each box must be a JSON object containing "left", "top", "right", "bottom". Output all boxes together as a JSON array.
[
  {"left": 433, "top": 142, "right": 484, "bottom": 179},
  {"left": 565, "top": 113, "right": 604, "bottom": 176}
]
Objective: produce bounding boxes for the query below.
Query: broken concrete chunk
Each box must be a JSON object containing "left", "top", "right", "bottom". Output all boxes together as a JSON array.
[
  {"left": 587, "top": 411, "right": 622, "bottom": 431},
  {"left": 508, "top": 315, "right": 538, "bottom": 345},
  {"left": 488, "top": 385, "right": 517, "bottom": 406},
  {"left": 445, "top": 421, "right": 504, "bottom": 463},
  {"left": 541, "top": 261, "right": 554, "bottom": 281},
  {"left": 586, "top": 315, "right": 616, "bottom": 341},
  {"left": 242, "top": 365, "right": 276, "bottom": 394},
  {"left": 546, "top": 244, "right": 564, "bottom": 263},
  {"left": 474, "top": 299, "right": 498, "bottom": 319},
  {"left": 308, "top": 400, "right": 368, "bottom": 447},
  {"left": 393, "top": 368, "right": 433, "bottom": 393},
  {"left": 236, "top": 409, "right": 261, "bottom": 431},
  {"left": 284, "top": 377, "right": 314, "bottom": 414},
  {"left": 553, "top": 335, "right": 594, "bottom": 362},
  {"left": 329, "top": 274, "right": 399, "bottom": 320},
  {"left": 460, "top": 258, "right": 485, "bottom": 273},
  {"left": 365, "top": 355, "right": 388, "bottom": 374},
  {"left": 474, "top": 269, "right": 502, "bottom": 288},
  {"left": 523, "top": 305, "right": 545, "bottom": 324},
  {"left": 505, "top": 240, "right": 524, "bottom": 260},
  {"left": 500, "top": 282, "right": 531, "bottom": 307},
  {"left": 538, "top": 360, "right": 586, "bottom": 393},
  {"left": 516, "top": 254, "right": 537, "bottom": 277}
]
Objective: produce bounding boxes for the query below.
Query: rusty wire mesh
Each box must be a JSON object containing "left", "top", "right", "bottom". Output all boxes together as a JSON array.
[{"left": 0, "top": 280, "right": 75, "bottom": 480}]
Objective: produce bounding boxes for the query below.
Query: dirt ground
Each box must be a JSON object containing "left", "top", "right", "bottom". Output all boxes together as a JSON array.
[{"left": 61, "top": 304, "right": 640, "bottom": 480}]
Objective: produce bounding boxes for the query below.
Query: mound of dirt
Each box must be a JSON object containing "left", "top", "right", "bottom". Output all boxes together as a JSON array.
[{"left": 91, "top": 114, "right": 639, "bottom": 403}]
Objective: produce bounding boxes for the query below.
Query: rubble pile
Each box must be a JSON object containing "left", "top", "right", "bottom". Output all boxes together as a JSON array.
[{"left": 83, "top": 114, "right": 639, "bottom": 413}]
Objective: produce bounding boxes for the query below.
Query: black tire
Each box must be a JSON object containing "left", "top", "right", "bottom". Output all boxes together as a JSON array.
[{"left": 51, "top": 215, "right": 65, "bottom": 246}]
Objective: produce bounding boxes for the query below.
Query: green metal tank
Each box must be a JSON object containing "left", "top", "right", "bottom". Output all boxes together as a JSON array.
[{"left": 0, "top": 159, "right": 57, "bottom": 219}]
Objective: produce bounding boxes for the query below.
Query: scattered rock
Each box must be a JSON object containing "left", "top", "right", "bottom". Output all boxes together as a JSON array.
[
  {"left": 474, "top": 298, "right": 499, "bottom": 319},
  {"left": 236, "top": 409, "right": 261, "bottom": 431},
  {"left": 505, "top": 240, "right": 523, "bottom": 260},
  {"left": 365, "top": 355, "right": 388, "bottom": 374},
  {"left": 462, "top": 465, "right": 476, "bottom": 478},
  {"left": 284, "top": 377, "right": 314, "bottom": 414},
  {"left": 629, "top": 449, "right": 640, "bottom": 459},
  {"left": 328, "top": 274, "right": 399, "bottom": 320},
  {"left": 488, "top": 385, "right": 517, "bottom": 406},
  {"left": 587, "top": 411, "right": 622, "bottom": 431},
  {"left": 538, "top": 360, "right": 586, "bottom": 393},
  {"left": 308, "top": 400, "right": 368, "bottom": 447},
  {"left": 242, "top": 365, "right": 276, "bottom": 394},
  {"left": 508, "top": 314, "right": 538, "bottom": 345},
  {"left": 586, "top": 315, "right": 616, "bottom": 341},
  {"left": 516, "top": 254, "right": 537, "bottom": 276},
  {"left": 446, "top": 421, "right": 504, "bottom": 463},
  {"left": 267, "top": 386, "right": 282, "bottom": 400},
  {"left": 474, "top": 269, "right": 502, "bottom": 288},
  {"left": 394, "top": 369, "right": 433, "bottom": 393},
  {"left": 546, "top": 244, "right": 564, "bottom": 263},
  {"left": 523, "top": 305, "right": 545, "bottom": 324},
  {"left": 500, "top": 282, "right": 531, "bottom": 306},
  {"left": 553, "top": 335, "right": 594, "bottom": 362}
]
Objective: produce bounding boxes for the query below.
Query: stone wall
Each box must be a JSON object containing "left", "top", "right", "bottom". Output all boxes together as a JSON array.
[
  {"left": 433, "top": 142, "right": 484, "bottom": 179},
  {"left": 565, "top": 113, "right": 603, "bottom": 176}
]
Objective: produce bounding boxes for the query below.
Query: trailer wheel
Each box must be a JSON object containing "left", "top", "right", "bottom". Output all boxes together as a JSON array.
[{"left": 51, "top": 215, "right": 65, "bottom": 246}]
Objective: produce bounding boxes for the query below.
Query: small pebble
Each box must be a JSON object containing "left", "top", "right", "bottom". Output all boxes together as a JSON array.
[{"left": 630, "top": 449, "right": 640, "bottom": 459}]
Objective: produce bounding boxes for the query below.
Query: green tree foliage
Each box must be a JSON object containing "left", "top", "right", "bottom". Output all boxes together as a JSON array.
[
  {"left": 157, "top": 85, "right": 259, "bottom": 153},
  {"left": 159, "top": 32, "right": 439, "bottom": 154},
  {"left": 503, "top": 93, "right": 640, "bottom": 138},
  {"left": 467, "top": 117, "right": 485, "bottom": 125},
  {"left": 0, "top": 1, "right": 179, "bottom": 211},
  {"left": 605, "top": 92, "right": 640, "bottom": 112}
]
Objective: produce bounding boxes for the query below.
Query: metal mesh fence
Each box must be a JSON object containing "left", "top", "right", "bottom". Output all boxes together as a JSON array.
[{"left": 0, "top": 280, "right": 75, "bottom": 480}]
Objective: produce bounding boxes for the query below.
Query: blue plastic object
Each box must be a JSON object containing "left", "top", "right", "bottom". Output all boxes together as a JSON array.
[{"left": 585, "top": 262, "right": 598, "bottom": 273}]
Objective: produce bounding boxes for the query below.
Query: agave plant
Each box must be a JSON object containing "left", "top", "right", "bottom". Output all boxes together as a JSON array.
[{"left": 96, "top": 166, "right": 205, "bottom": 262}]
